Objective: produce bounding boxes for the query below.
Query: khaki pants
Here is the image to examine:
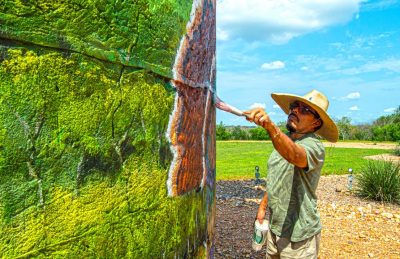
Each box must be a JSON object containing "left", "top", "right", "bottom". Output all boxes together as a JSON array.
[{"left": 266, "top": 230, "right": 321, "bottom": 259}]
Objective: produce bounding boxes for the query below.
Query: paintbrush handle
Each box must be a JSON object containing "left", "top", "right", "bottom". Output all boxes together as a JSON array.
[{"left": 215, "top": 96, "right": 249, "bottom": 117}]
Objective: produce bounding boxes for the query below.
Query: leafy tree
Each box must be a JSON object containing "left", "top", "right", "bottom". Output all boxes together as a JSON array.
[
  {"left": 249, "top": 126, "right": 269, "bottom": 140},
  {"left": 336, "top": 117, "right": 353, "bottom": 140},
  {"left": 371, "top": 106, "right": 400, "bottom": 141},
  {"left": 351, "top": 124, "right": 373, "bottom": 141},
  {"left": 373, "top": 106, "right": 400, "bottom": 126},
  {"left": 216, "top": 122, "right": 230, "bottom": 140},
  {"left": 230, "top": 126, "right": 249, "bottom": 140}
]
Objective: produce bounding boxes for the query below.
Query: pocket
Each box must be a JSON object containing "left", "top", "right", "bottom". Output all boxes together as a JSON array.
[{"left": 291, "top": 237, "right": 310, "bottom": 251}]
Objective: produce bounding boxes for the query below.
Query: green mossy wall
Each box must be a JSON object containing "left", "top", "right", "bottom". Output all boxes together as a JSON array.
[
  {"left": 0, "top": 1, "right": 216, "bottom": 257},
  {"left": 0, "top": 48, "right": 207, "bottom": 258},
  {"left": 0, "top": 0, "right": 192, "bottom": 77}
]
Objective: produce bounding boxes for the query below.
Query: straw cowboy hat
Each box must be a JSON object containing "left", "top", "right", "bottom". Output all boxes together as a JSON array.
[{"left": 271, "top": 89, "right": 339, "bottom": 143}]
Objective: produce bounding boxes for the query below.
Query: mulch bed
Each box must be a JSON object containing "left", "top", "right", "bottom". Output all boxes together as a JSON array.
[{"left": 214, "top": 176, "right": 400, "bottom": 258}]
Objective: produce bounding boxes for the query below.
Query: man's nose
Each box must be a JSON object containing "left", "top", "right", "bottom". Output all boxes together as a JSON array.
[{"left": 291, "top": 107, "right": 300, "bottom": 114}]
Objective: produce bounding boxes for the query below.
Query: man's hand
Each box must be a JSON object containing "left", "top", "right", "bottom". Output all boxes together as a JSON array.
[
  {"left": 256, "top": 206, "right": 266, "bottom": 224},
  {"left": 243, "top": 108, "right": 271, "bottom": 128},
  {"left": 256, "top": 192, "right": 268, "bottom": 224}
]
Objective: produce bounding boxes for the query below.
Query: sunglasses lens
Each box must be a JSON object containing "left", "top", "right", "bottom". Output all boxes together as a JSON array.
[
  {"left": 289, "top": 103, "right": 298, "bottom": 110},
  {"left": 290, "top": 102, "right": 319, "bottom": 118}
]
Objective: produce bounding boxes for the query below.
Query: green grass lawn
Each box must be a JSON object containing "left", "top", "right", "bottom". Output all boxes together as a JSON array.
[{"left": 216, "top": 141, "right": 391, "bottom": 181}]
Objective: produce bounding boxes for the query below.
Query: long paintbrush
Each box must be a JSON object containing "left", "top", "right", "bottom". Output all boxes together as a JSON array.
[{"left": 215, "top": 96, "right": 248, "bottom": 117}]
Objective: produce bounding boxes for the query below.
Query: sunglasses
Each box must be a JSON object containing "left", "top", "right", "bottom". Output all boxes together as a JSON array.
[{"left": 289, "top": 102, "right": 320, "bottom": 118}]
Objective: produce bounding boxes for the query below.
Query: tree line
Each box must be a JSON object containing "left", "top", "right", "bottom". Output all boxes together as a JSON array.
[{"left": 217, "top": 107, "right": 400, "bottom": 142}]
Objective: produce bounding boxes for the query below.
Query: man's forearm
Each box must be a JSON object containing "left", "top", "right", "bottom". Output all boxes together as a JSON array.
[
  {"left": 243, "top": 107, "right": 308, "bottom": 168},
  {"left": 263, "top": 122, "right": 307, "bottom": 168}
]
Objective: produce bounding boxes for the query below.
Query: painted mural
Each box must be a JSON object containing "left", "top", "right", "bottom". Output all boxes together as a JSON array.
[{"left": 0, "top": 0, "right": 216, "bottom": 258}]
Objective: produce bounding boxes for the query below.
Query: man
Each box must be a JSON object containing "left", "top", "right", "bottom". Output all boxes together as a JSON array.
[{"left": 243, "top": 90, "right": 338, "bottom": 259}]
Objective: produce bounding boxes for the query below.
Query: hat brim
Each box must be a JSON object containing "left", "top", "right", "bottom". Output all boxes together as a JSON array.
[{"left": 271, "top": 93, "right": 339, "bottom": 142}]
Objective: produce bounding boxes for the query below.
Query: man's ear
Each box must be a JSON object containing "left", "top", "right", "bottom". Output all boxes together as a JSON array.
[{"left": 313, "top": 118, "right": 322, "bottom": 127}]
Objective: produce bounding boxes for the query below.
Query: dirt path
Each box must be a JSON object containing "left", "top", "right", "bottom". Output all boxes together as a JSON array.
[
  {"left": 364, "top": 154, "right": 400, "bottom": 164},
  {"left": 222, "top": 140, "right": 398, "bottom": 150},
  {"left": 323, "top": 142, "right": 397, "bottom": 150},
  {"left": 215, "top": 176, "right": 400, "bottom": 258}
]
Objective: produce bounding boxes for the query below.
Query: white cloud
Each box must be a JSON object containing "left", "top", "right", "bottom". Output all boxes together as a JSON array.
[
  {"left": 361, "top": 0, "right": 398, "bottom": 11},
  {"left": 268, "top": 111, "right": 277, "bottom": 116},
  {"left": 343, "top": 92, "right": 361, "bottom": 100},
  {"left": 384, "top": 107, "right": 396, "bottom": 113},
  {"left": 217, "top": 0, "right": 363, "bottom": 44},
  {"left": 294, "top": 55, "right": 349, "bottom": 73},
  {"left": 249, "top": 102, "right": 266, "bottom": 109},
  {"left": 341, "top": 58, "right": 400, "bottom": 75},
  {"left": 273, "top": 104, "right": 280, "bottom": 109},
  {"left": 217, "top": 27, "right": 229, "bottom": 41},
  {"left": 261, "top": 61, "right": 285, "bottom": 70},
  {"left": 349, "top": 105, "right": 359, "bottom": 111}
]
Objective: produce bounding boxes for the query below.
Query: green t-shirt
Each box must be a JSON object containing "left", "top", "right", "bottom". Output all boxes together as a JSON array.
[{"left": 267, "top": 133, "right": 325, "bottom": 242}]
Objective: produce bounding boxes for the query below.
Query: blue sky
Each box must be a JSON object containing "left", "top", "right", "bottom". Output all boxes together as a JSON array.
[{"left": 216, "top": 0, "right": 400, "bottom": 126}]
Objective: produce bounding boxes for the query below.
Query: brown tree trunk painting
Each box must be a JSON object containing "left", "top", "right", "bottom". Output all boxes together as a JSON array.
[{"left": 167, "top": 0, "right": 216, "bottom": 197}]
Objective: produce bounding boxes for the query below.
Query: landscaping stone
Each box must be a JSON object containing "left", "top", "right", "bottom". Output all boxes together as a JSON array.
[{"left": 215, "top": 175, "right": 400, "bottom": 258}]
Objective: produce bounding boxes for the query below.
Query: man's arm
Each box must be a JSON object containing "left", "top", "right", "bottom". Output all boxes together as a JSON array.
[{"left": 243, "top": 108, "right": 308, "bottom": 168}]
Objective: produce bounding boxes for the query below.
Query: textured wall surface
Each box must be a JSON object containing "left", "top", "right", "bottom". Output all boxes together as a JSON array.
[{"left": 0, "top": 0, "right": 215, "bottom": 258}]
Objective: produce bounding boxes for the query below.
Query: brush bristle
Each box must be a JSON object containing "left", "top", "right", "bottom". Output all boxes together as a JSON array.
[{"left": 215, "top": 95, "right": 244, "bottom": 116}]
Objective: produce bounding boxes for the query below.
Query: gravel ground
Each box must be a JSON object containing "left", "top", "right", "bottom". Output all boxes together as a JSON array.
[{"left": 214, "top": 176, "right": 400, "bottom": 259}]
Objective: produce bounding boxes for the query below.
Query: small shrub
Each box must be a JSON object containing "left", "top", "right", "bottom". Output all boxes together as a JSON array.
[
  {"left": 393, "top": 143, "right": 400, "bottom": 156},
  {"left": 356, "top": 160, "right": 400, "bottom": 203}
]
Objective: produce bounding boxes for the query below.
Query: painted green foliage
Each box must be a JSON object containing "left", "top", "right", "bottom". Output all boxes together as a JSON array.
[
  {"left": 0, "top": 49, "right": 207, "bottom": 257},
  {"left": 0, "top": 0, "right": 192, "bottom": 77},
  {"left": 0, "top": 1, "right": 215, "bottom": 257}
]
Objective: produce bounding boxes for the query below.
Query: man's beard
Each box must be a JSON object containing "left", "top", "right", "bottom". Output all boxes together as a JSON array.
[
  {"left": 286, "top": 113, "right": 298, "bottom": 133},
  {"left": 286, "top": 122, "right": 296, "bottom": 133}
]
